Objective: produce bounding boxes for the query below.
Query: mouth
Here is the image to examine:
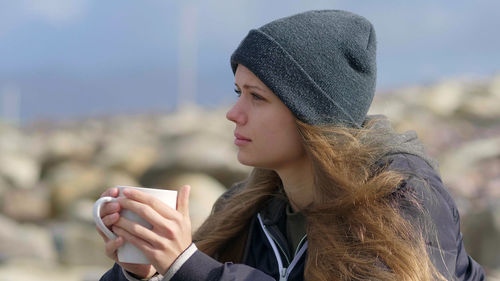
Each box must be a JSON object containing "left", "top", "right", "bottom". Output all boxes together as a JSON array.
[
  {"left": 234, "top": 132, "right": 251, "bottom": 146},
  {"left": 234, "top": 133, "right": 251, "bottom": 141}
]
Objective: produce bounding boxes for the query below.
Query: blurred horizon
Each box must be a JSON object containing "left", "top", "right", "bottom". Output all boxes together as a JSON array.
[{"left": 1, "top": 0, "right": 499, "bottom": 125}]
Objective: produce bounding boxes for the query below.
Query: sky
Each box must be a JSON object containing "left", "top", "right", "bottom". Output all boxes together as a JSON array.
[{"left": 0, "top": 0, "right": 499, "bottom": 124}]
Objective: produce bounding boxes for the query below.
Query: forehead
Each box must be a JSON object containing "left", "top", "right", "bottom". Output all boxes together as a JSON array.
[
  {"left": 234, "top": 64, "right": 274, "bottom": 95},
  {"left": 234, "top": 65, "right": 268, "bottom": 89}
]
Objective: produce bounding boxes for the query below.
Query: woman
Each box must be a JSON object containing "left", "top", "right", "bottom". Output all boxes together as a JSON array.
[{"left": 98, "top": 10, "right": 485, "bottom": 280}]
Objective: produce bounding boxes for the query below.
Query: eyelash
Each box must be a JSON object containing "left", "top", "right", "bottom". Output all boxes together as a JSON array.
[{"left": 234, "top": 89, "right": 264, "bottom": 101}]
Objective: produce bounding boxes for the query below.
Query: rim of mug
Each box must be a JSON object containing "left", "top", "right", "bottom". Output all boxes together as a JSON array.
[{"left": 115, "top": 185, "right": 178, "bottom": 193}]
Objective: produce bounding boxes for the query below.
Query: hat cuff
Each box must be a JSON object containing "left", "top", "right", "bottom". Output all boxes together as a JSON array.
[{"left": 230, "top": 29, "right": 359, "bottom": 127}]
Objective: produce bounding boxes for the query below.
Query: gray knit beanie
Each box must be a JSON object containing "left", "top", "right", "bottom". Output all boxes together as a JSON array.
[{"left": 230, "top": 10, "right": 377, "bottom": 127}]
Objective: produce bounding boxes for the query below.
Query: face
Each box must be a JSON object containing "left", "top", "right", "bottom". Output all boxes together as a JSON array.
[{"left": 226, "top": 64, "right": 307, "bottom": 171}]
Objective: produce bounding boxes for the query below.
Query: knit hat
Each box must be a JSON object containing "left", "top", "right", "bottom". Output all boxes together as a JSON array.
[{"left": 230, "top": 10, "right": 377, "bottom": 127}]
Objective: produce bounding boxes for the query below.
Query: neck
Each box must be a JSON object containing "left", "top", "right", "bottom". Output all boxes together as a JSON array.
[{"left": 275, "top": 156, "right": 314, "bottom": 212}]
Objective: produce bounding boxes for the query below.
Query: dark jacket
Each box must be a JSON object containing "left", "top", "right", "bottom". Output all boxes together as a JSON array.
[{"left": 100, "top": 116, "right": 485, "bottom": 281}]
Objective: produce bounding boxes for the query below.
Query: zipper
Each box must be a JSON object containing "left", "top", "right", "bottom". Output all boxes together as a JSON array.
[
  {"left": 257, "top": 213, "right": 308, "bottom": 281},
  {"left": 293, "top": 235, "right": 307, "bottom": 259},
  {"left": 268, "top": 227, "right": 291, "bottom": 266},
  {"left": 285, "top": 240, "right": 308, "bottom": 280}
]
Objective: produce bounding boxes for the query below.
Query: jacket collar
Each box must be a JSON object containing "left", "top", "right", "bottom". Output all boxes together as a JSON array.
[{"left": 259, "top": 185, "right": 289, "bottom": 226}]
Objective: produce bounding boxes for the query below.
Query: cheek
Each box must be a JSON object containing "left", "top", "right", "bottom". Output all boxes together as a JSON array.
[
  {"left": 261, "top": 120, "right": 305, "bottom": 160},
  {"left": 276, "top": 130, "right": 304, "bottom": 157},
  {"left": 245, "top": 104, "right": 306, "bottom": 166}
]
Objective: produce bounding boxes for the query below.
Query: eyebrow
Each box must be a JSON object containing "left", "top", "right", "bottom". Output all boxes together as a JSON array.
[{"left": 234, "top": 83, "right": 266, "bottom": 92}]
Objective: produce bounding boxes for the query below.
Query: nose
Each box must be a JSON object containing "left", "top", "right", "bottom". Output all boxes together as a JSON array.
[{"left": 226, "top": 99, "right": 247, "bottom": 125}]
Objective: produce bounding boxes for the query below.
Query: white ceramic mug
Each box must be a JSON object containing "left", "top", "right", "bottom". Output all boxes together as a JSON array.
[{"left": 93, "top": 185, "right": 178, "bottom": 264}]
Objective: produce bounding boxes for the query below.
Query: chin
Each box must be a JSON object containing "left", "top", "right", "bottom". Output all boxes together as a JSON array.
[
  {"left": 237, "top": 154, "right": 255, "bottom": 167},
  {"left": 237, "top": 154, "right": 275, "bottom": 170},
  {"left": 237, "top": 153, "right": 262, "bottom": 167}
]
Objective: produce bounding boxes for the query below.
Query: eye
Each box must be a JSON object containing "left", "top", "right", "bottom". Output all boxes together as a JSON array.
[
  {"left": 251, "top": 93, "right": 264, "bottom": 101},
  {"left": 234, "top": 89, "right": 241, "bottom": 97}
]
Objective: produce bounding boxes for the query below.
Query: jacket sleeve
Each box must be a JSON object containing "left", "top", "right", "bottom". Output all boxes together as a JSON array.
[
  {"left": 170, "top": 247, "right": 275, "bottom": 281},
  {"left": 392, "top": 153, "right": 486, "bottom": 281},
  {"left": 98, "top": 248, "right": 275, "bottom": 281},
  {"left": 99, "top": 263, "right": 131, "bottom": 281}
]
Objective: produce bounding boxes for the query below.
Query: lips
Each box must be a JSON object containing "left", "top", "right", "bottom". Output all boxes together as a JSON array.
[
  {"left": 234, "top": 132, "right": 251, "bottom": 141},
  {"left": 234, "top": 132, "right": 251, "bottom": 146}
]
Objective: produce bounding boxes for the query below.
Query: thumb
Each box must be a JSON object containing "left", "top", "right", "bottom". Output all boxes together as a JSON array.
[{"left": 177, "top": 185, "right": 190, "bottom": 217}]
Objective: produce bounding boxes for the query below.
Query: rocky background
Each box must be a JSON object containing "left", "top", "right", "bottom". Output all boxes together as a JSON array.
[{"left": 0, "top": 74, "right": 499, "bottom": 280}]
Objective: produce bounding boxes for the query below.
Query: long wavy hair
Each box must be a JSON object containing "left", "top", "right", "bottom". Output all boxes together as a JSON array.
[{"left": 194, "top": 117, "right": 446, "bottom": 280}]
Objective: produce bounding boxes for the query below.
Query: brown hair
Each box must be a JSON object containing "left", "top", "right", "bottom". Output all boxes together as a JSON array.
[{"left": 194, "top": 118, "right": 445, "bottom": 280}]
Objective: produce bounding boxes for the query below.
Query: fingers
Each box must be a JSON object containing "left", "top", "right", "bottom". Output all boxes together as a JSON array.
[
  {"left": 177, "top": 185, "right": 190, "bottom": 217},
  {"left": 107, "top": 187, "right": 193, "bottom": 275},
  {"left": 96, "top": 189, "right": 120, "bottom": 246},
  {"left": 121, "top": 189, "right": 178, "bottom": 221},
  {"left": 102, "top": 212, "right": 120, "bottom": 227},
  {"left": 99, "top": 187, "right": 120, "bottom": 219},
  {"left": 104, "top": 234, "right": 124, "bottom": 260},
  {"left": 96, "top": 213, "right": 119, "bottom": 242},
  {"left": 101, "top": 187, "right": 119, "bottom": 198},
  {"left": 96, "top": 213, "right": 120, "bottom": 243},
  {"left": 113, "top": 226, "right": 155, "bottom": 254},
  {"left": 100, "top": 202, "right": 121, "bottom": 218},
  {"left": 117, "top": 197, "right": 167, "bottom": 229},
  {"left": 114, "top": 216, "right": 165, "bottom": 247}
]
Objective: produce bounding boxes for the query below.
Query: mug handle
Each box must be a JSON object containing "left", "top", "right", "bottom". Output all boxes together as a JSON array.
[{"left": 93, "top": 196, "right": 118, "bottom": 240}]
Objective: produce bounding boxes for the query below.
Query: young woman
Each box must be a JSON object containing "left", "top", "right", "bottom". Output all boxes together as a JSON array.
[{"left": 98, "top": 10, "right": 485, "bottom": 281}]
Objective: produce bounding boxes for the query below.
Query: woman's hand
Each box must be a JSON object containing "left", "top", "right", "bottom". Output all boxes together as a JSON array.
[
  {"left": 96, "top": 187, "right": 157, "bottom": 279},
  {"left": 112, "top": 185, "right": 192, "bottom": 275}
]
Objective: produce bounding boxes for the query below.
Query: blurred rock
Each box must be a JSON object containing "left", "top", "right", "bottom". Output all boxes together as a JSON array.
[
  {"left": 100, "top": 170, "right": 140, "bottom": 193},
  {"left": 488, "top": 269, "right": 500, "bottom": 281},
  {"left": 42, "top": 130, "right": 96, "bottom": 163},
  {"left": 438, "top": 137, "right": 500, "bottom": 197},
  {"left": 176, "top": 133, "right": 247, "bottom": 174},
  {"left": 51, "top": 222, "right": 112, "bottom": 266},
  {"left": 459, "top": 80, "right": 500, "bottom": 121},
  {"left": 154, "top": 106, "right": 243, "bottom": 178},
  {"left": 158, "top": 173, "right": 227, "bottom": 231},
  {"left": 0, "top": 152, "right": 40, "bottom": 189},
  {"left": 0, "top": 261, "right": 110, "bottom": 281},
  {"left": 462, "top": 95, "right": 500, "bottom": 120},
  {"left": 156, "top": 105, "right": 207, "bottom": 137},
  {"left": 68, "top": 199, "right": 96, "bottom": 224},
  {"left": 462, "top": 203, "right": 500, "bottom": 270},
  {"left": 0, "top": 176, "right": 12, "bottom": 199},
  {"left": 0, "top": 215, "right": 56, "bottom": 263},
  {"left": 1, "top": 187, "right": 50, "bottom": 221},
  {"left": 148, "top": 131, "right": 250, "bottom": 188},
  {"left": 45, "top": 162, "right": 104, "bottom": 216},
  {"left": 423, "top": 80, "right": 465, "bottom": 117},
  {"left": 0, "top": 122, "right": 24, "bottom": 154},
  {"left": 95, "top": 136, "right": 158, "bottom": 178},
  {"left": 477, "top": 158, "right": 500, "bottom": 200},
  {"left": 490, "top": 74, "right": 500, "bottom": 98}
]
